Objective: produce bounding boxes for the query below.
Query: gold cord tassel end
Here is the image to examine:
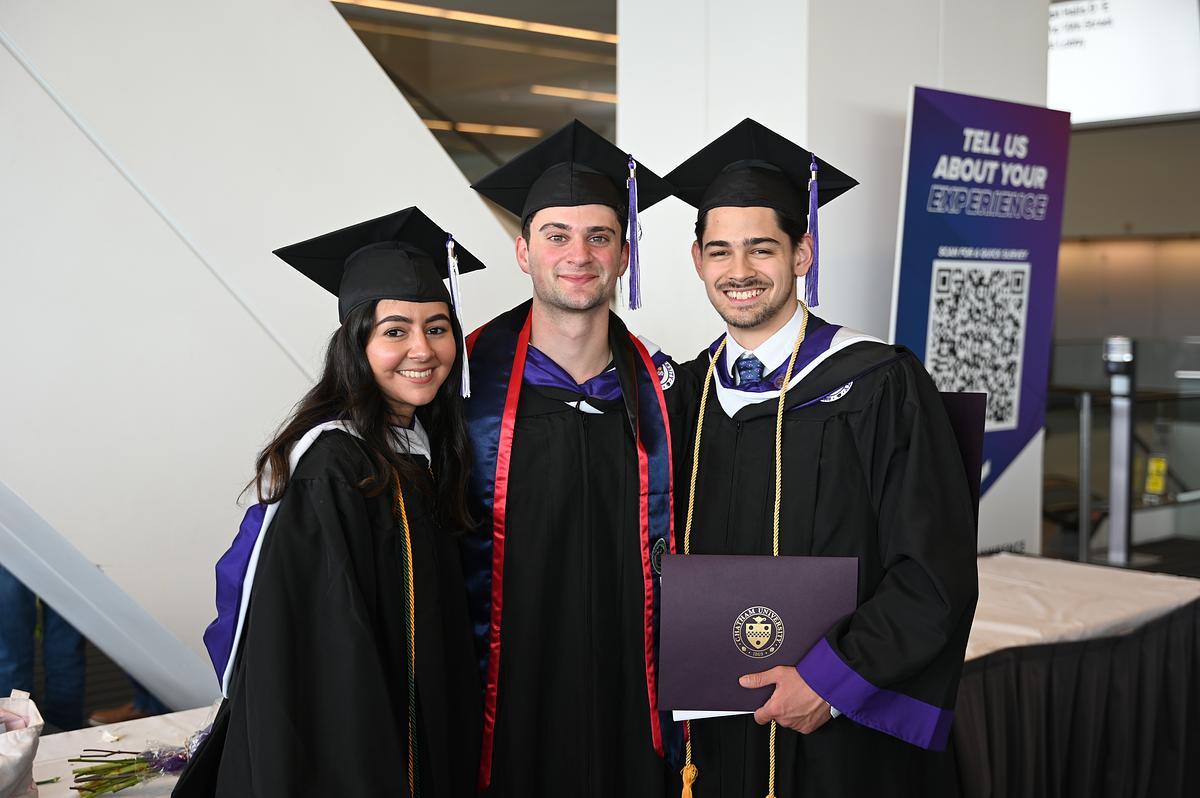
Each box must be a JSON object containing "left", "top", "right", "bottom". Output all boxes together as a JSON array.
[{"left": 681, "top": 763, "right": 698, "bottom": 798}]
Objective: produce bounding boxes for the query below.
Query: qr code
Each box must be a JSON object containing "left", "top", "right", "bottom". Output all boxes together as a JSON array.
[{"left": 924, "top": 260, "right": 1029, "bottom": 431}]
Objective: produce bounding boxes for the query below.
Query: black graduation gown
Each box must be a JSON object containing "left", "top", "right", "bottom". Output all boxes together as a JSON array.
[
  {"left": 174, "top": 431, "right": 480, "bottom": 798},
  {"left": 678, "top": 326, "right": 978, "bottom": 798},
  {"left": 472, "top": 316, "right": 691, "bottom": 798}
]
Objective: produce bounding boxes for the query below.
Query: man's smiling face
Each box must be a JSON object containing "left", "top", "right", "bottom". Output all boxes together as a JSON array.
[
  {"left": 517, "top": 204, "right": 628, "bottom": 313},
  {"left": 692, "top": 205, "right": 811, "bottom": 334}
]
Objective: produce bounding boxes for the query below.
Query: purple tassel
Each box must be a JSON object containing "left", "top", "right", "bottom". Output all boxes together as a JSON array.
[
  {"left": 626, "top": 155, "right": 641, "bottom": 310},
  {"left": 805, "top": 154, "right": 820, "bottom": 308}
]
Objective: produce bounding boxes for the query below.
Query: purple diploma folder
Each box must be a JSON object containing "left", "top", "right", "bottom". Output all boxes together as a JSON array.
[{"left": 658, "top": 553, "right": 858, "bottom": 712}]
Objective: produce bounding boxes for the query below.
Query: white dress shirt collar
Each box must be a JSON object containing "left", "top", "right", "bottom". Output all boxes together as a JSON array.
[{"left": 724, "top": 301, "right": 805, "bottom": 384}]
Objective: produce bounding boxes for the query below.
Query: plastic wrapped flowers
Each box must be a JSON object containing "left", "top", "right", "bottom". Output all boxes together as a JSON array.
[{"left": 68, "top": 722, "right": 209, "bottom": 797}]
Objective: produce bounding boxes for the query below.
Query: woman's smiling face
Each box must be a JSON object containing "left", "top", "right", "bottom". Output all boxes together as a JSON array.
[{"left": 364, "top": 299, "right": 456, "bottom": 425}]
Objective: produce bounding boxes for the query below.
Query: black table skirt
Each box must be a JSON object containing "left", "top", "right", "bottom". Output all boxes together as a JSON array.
[{"left": 953, "top": 598, "right": 1200, "bottom": 797}]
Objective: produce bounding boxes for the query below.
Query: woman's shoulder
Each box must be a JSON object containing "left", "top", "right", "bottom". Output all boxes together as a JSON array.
[
  {"left": 290, "top": 429, "right": 374, "bottom": 485},
  {"left": 289, "top": 429, "right": 430, "bottom": 488}
]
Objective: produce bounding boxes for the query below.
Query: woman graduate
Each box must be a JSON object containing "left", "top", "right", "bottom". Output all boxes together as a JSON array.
[{"left": 174, "top": 207, "right": 484, "bottom": 798}]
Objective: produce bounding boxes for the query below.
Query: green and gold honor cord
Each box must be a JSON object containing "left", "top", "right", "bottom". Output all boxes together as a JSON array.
[{"left": 392, "top": 473, "right": 419, "bottom": 797}]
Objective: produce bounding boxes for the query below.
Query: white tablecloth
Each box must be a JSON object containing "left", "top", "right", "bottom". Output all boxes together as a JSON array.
[
  {"left": 33, "top": 707, "right": 212, "bottom": 798},
  {"left": 967, "top": 552, "right": 1200, "bottom": 660}
]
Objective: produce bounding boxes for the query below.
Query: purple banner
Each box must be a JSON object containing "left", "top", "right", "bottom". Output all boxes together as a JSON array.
[{"left": 891, "top": 87, "right": 1070, "bottom": 497}]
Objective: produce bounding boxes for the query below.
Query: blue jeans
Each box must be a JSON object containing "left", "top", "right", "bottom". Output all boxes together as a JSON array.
[
  {"left": 0, "top": 565, "right": 85, "bottom": 730},
  {"left": 132, "top": 678, "right": 171, "bottom": 715}
]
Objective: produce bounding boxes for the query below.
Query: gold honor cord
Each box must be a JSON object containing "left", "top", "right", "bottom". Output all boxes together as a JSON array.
[
  {"left": 680, "top": 304, "right": 810, "bottom": 798},
  {"left": 392, "top": 473, "right": 419, "bottom": 797}
]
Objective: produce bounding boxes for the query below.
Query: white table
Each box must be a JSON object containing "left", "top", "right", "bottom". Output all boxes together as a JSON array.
[
  {"left": 957, "top": 554, "right": 1200, "bottom": 796},
  {"left": 33, "top": 707, "right": 212, "bottom": 798},
  {"left": 967, "top": 552, "right": 1200, "bottom": 660}
]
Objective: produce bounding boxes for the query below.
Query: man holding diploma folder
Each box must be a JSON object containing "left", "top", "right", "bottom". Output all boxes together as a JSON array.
[{"left": 662, "top": 119, "right": 979, "bottom": 797}]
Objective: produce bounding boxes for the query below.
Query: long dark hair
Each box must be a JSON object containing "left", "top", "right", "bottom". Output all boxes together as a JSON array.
[{"left": 252, "top": 300, "right": 474, "bottom": 532}]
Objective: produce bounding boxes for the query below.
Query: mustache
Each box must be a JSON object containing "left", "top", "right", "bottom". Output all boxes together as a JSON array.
[{"left": 716, "top": 277, "right": 771, "bottom": 291}]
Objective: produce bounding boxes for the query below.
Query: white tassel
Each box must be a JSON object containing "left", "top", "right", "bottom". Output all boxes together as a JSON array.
[{"left": 446, "top": 235, "right": 470, "bottom": 398}]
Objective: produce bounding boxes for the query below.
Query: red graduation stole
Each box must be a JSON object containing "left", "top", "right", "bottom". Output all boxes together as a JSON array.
[{"left": 462, "top": 301, "right": 680, "bottom": 788}]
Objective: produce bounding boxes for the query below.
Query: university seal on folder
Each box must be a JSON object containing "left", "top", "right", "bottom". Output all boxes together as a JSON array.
[{"left": 658, "top": 554, "right": 858, "bottom": 713}]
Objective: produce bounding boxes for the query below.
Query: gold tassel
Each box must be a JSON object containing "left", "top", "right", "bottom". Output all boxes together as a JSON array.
[
  {"left": 681, "top": 763, "right": 698, "bottom": 798},
  {"left": 679, "top": 309, "right": 809, "bottom": 798}
]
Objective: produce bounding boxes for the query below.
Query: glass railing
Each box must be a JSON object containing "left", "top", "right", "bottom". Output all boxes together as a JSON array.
[
  {"left": 1052, "top": 336, "right": 1200, "bottom": 394},
  {"left": 1043, "top": 378, "right": 1200, "bottom": 559}
]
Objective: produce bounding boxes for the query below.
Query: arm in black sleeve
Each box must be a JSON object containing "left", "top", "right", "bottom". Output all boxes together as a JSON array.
[{"left": 796, "top": 356, "right": 978, "bottom": 750}]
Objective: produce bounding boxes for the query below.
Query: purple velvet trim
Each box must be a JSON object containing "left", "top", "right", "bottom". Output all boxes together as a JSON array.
[
  {"left": 627, "top": 156, "right": 641, "bottom": 310},
  {"left": 202, "top": 502, "right": 268, "bottom": 684},
  {"left": 805, "top": 154, "right": 820, "bottom": 307},
  {"left": 710, "top": 323, "right": 841, "bottom": 393},
  {"left": 796, "top": 637, "right": 954, "bottom": 751},
  {"left": 523, "top": 344, "right": 668, "bottom": 402}
]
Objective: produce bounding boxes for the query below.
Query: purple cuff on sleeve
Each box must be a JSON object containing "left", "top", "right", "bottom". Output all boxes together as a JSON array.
[{"left": 796, "top": 637, "right": 954, "bottom": 751}]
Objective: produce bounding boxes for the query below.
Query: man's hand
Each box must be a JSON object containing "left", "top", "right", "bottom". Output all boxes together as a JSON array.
[{"left": 740, "top": 666, "right": 832, "bottom": 733}]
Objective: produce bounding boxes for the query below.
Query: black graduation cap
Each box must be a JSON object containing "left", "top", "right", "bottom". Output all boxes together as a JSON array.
[
  {"left": 471, "top": 119, "right": 672, "bottom": 221},
  {"left": 273, "top": 206, "right": 484, "bottom": 323},
  {"left": 665, "top": 118, "right": 859, "bottom": 307},
  {"left": 273, "top": 206, "right": 485, "bottom": 395},
  {"left": 470, "top": 119, "right": 672, "bottom": 309},
  {"left": 666, "top": 118, "right": 858, "bottom": 216}
]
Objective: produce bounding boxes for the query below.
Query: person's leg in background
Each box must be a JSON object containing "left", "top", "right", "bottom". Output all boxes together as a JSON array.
[
  {"left": 39, "top": 601, "right": 86, "bottom": 730},
  {"left": 89, "top": 677, "right": 172, "bottom": 726},
  {"left": 132, "top": 679, "right": 170, "bottom": 716},
  {"left": 0, "top": 564, "right": 37, "bottom": 697}
]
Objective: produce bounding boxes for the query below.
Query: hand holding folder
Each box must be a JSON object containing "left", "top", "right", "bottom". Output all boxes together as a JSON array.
[{"left": 658, "top": 554, "right": 858, "bottom": 719}]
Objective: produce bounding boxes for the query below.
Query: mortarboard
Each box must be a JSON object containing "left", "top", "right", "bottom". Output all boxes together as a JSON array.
[
  {"left": 471, "top": 119, "right": 672, "bottom": 310},
  {"left": 273, "top": 206, "right": 485, "bottom": 396},
  {"left": 665, "top": 118, "right": 858, "bottom": 307}
]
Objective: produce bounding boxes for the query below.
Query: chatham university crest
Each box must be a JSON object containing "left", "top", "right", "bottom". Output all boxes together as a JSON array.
[
  {"left": 656, "top": 360, "right": 676, "bottom": 390},
  {"left": 733, "top": 605, "right": 785, "bottom": 658}
]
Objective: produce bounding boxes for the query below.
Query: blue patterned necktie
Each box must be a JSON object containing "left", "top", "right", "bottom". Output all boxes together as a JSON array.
[{"left": 733, "top": 353, "right": 765, "bottom": 387}]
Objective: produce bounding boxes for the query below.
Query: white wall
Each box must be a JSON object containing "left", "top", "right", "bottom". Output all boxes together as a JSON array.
[
  {"left": 618, "top": 0, "right": 1050, "bottom": 552},
  {"left": 0, "top": 0, "right": 521, "bottom": 706}
]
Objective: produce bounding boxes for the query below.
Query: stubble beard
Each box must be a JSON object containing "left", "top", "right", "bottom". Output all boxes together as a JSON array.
[
  {"left": 530, "top": 263, "right": 614, "bottom": 314},
  {"left": 715, "top": 282, "right": 794, "bottom": 331}
]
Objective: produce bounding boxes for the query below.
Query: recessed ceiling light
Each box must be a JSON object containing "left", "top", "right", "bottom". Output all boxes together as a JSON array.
[
  {"left": 423, "top": 119, "right": 544, "bottom": 138},
  {"left": 530, "top": 84, "right": 617, "bottom": 104},
  {"left": 345, "top": 18, "right": 616, "bottom": 65},
  {"left": 336, "top": 0, "right": 618, "bottom": 44}
]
